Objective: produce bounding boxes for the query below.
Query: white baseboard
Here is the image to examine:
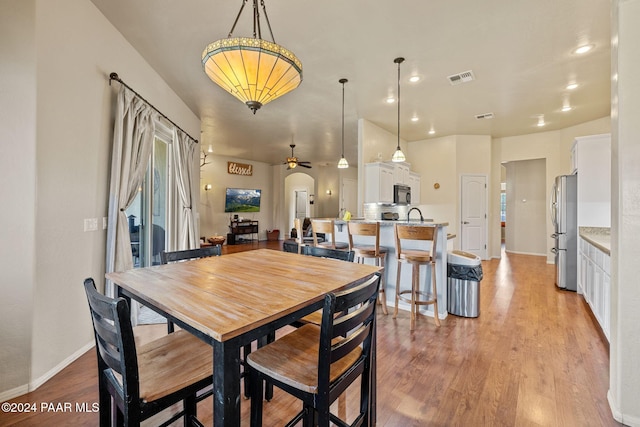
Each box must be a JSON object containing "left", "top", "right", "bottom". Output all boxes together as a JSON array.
[
  {"left": 1, "top": 340, "right": 95, "bottom": 403},
  {"left": 504, "top": 249, "right": 547, "bottom": 257},
  {"left": 608, "top": 389, "right": 640, "bottom": 426},
  {"left": 0, "top": 384, "right": 29, "bottom": 403},
  {"left": 29, "top": 341, "right": 95, "bottom": 391}
]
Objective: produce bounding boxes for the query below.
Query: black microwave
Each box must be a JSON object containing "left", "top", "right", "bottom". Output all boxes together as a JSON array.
[{"left": 393, "top": 184, "right": 411, "bottom": 204}]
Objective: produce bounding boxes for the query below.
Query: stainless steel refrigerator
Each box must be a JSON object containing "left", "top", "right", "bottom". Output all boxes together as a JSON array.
[{"left": 550, "top": 174, "right": 577, "bottom": 291}]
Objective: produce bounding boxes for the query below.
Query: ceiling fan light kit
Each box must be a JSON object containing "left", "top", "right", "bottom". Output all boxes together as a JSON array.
[
  {"left": 284, "top": 143, "right": 312, "bottom": 169},
  {"left": 201, "top": 0, "right": 303, "bottom": 114}
]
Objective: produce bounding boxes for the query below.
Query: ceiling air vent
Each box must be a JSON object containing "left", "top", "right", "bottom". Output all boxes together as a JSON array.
[
  {"left": 447, "top": 70, "right": 475, "bottom": 85},
  {"left": 475, "top": 112, "right": 494, "bottom": 120}
]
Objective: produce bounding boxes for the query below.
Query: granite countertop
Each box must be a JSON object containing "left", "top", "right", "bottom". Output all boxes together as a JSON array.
[
  {"left": 579, "top": 227, "right": 611, "bottom": 254},
  {"left": 335, "top": 219, "right": 449, "bottom": 227}
]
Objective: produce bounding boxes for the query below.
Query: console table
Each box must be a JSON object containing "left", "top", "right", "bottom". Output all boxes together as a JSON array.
[{"left": 228, "top": 220, "right": 258, "bottom": 244}]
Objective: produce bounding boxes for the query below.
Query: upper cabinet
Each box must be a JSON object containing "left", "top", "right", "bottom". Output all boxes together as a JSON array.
[
  {"left": 364, "top": 162, "right": 394, "bottom": 203},
  {"left": 573, "top": 134, "right": 611, "bottom": 227},
  {"left": 391, "top": 161, "right": 410, "bottom": 185},
  {"left": 364, "top": 162, "right": 421, "bottom": 204}
]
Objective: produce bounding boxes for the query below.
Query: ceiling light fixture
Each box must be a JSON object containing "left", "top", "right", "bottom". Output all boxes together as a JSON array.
[
  {"left": 411, "top": 116, "right": 419, "bottom": 122},
  {"left": 391, "top": 57, "right": 406, "bottom": 163},
  {"left": 201, "top": 0, "right": 302, "bottom": 114},
  {"left": 409, "top": 75, "right": 420, "bottom": 83},
  {"left": 562, "top": 96, "right": 572, "bottom": 112},
  {"left": 428, "top": 127, "right": 435, "bottom": 135},
  {"left": 537, "top": 115, "right": 546, "bottom": 127},
  {"left": 566, "top": 82, "right": 578, "bottom": 90},
  {"left": 386, "top": 97, "right": 396, "bottom": 104},
  {"left": 337, "top": 78, "right": 349, "bottom": 169}
]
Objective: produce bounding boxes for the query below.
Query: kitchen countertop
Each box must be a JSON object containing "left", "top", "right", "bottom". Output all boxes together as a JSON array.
[
  {"left": 335, "top": 219, "right": 449, "bottom": 227},
  {"left": 579, "top": 227, "right": 611, "bottom": 255}
]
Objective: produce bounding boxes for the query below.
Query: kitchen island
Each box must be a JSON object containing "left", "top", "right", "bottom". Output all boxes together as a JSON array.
[{"left": 334, "top": 219, "right": 452, "bottom": 321}]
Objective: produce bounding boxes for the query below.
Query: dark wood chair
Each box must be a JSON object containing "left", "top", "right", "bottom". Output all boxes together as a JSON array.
[
  {"left": 83, "top": 278, "right": 212, "bottom": 427},
  {"left": 247, "top": 273, "right": 381, "bottom": 427},
  {"left": 160, "top": 246, "right": 221, "bottom": 333},
  {"left": 302, "top": 245, "right": 355, "bottom": 261},
  {"left": 160, "top": 245, "right": 221, "bottom": 264}
]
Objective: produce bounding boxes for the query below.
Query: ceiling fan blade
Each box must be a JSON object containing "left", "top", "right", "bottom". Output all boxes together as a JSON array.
[{"left": 299, "top": 163, "right": 312, "bottom": 168}]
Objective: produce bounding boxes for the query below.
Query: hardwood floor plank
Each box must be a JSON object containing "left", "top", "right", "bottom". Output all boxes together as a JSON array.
[{"left": 0, "top": 244, "right": 621, "bottom": 426}]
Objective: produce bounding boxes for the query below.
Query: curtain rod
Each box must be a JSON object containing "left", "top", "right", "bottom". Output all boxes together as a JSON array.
[{"left": 109, "top": 72, "right": 199, "bottom": 144}]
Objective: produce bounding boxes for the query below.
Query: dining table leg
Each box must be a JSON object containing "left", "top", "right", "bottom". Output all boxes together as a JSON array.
[{"left": 212, "top": 339, "right": 241, "bottom": 427}]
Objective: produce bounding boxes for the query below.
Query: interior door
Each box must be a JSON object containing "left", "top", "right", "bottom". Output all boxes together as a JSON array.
[
  {"left": 295, "top": 190, "right": 308, "bottom": 219},
  {"left": 461, "top": 175, "right": 487, "bottom": 259}
]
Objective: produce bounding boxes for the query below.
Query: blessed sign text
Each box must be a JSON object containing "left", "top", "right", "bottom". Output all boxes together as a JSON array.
[{"left": 227, "top": 161, "right": 253, "bottom": 176}]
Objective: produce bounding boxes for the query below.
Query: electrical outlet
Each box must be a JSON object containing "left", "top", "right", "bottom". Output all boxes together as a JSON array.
[{"left": 84, "top": 218, "right": 98, "bottom": 232}]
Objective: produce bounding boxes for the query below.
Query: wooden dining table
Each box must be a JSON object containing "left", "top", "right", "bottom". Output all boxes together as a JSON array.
[{"left": 106, "top": 248, "right": 382, "bottom": 426}]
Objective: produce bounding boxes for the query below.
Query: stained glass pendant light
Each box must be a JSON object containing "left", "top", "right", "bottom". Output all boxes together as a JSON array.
[
  {"left": 337, "top": 78, "right": 349, "bottom": 169},
  {"left": 391, "top": 57, "right": 406, "bottom": 162},
  {"left": 201, "top": 0, "right": 303, "bottom": 114}
]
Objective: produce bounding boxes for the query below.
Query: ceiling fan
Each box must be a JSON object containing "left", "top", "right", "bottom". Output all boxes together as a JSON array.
[{"left": 284, "top": 143, "right": 312, "bottom": 169}]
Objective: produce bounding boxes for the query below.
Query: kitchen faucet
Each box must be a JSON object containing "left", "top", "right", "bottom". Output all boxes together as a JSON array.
[{"left": 407, "top": 207, "right": 424, "bottom": 222}]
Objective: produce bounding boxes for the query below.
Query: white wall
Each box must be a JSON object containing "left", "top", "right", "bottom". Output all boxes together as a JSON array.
[
  {"left": 199, "top": 155, "right": 275, "bottom": 240},
  {"left": 0, "top": 0, "right": 36, "bottom": 398},
  {"left": 492, "top": 117, "right": 610, "bottom": 261},
  {"left": 609, "top": 0, "right": 640, "bottom": 423},
  {"left": 0, "top": 0, "right": 201, "bottom": 398},
  {"left": 504, "top": 159, "right": 547, "bottom": 256}
]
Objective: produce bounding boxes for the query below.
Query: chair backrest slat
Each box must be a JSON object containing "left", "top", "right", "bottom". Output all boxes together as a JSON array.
[
  {"left": 160, "top": 246, "right": 221, "bottom": 264},
  {"left": 394, "top": 224, "right": 438, "bottom": 258},
  {"left": 302, "top": 245, "right": 355, "bottom": 262},
  {"left": 311, "top": 219, "right": 337, "bottom": 248},
  {"left": 84, "top": 278, "right": 139, "bottom": 402},
  {"left": 317, "top": 274, "right": 380, "bottom": 391}
]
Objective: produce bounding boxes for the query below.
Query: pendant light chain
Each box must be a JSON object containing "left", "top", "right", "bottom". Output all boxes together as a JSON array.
[
  {"left": 338, "top": 78, "right": 349, "bottom": 168},
  {"left": 392, "top": 57, "right": 406, "bottom": 162}
]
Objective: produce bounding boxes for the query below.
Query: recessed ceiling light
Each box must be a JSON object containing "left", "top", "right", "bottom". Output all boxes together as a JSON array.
[
  {"left": 411, "top": 116, "right": 419, "bottom": 122},
  {"left": 574, "top": 44, "right": 594, "bottom": 55},
  {"left": 409, "top": 75, "right": 420, "bottom": 83},
  {"left": 386, "top": 97, "right": 396, "bottom": 104},
  {"left": 537, "top": 116, "right": 546, "bottom": 127},
  {"left": 428, "top": 127, "right": 435, "bottom": 135},
  {"left": 566, "top": 83, "right": 578, "bottom": 90}
]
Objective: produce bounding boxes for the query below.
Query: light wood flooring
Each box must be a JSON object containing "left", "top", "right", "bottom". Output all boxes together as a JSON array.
[{"left": 0, "top": 242, "right": 620, "bottom": 426}]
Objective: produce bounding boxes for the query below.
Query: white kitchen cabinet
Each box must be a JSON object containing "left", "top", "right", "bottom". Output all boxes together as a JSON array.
[
  {"left": 574, "top": 134, "right": 611, "bottom": 227},
  {"left": 364, "top": 162, "right": 394, "bottom": 203},
  {"left": 579, "top": 237, "right": 610, "bottom": 340},
  {"left": 408, "top": 172, "right": 421, "bottom": 204},
  {"left": 388, "top": 161, "right": 410, "bottom": 185}
]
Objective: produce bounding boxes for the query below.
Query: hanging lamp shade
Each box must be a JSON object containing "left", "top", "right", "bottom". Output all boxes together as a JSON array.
[
  {"left": 337, "top": 78, "right": 349, "bottom": 169},
  {"left": 392, "top": 57, "right": 406, "bottom": 162},
  {"left": 201, "top": 0, "right": 303, "bottom": 114}
]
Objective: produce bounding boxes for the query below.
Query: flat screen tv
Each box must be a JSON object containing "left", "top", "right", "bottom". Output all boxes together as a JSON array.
[{"left": 224, "top": 188, "right": 261, "bottom": 212}]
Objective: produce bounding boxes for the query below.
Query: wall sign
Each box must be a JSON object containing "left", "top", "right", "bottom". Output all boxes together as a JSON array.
[{"left": 227, "top": 161, "right": 253, "bottom": 176}]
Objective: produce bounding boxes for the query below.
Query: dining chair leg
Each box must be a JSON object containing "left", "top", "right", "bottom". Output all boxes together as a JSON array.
[
  {"left": 393, "top": 261, "right": 401, "bottom": 318},
  {"left": 376, "top": 256, "right": 389, "bottom": 315},
  {"left": 249, "top": 370, "right": 264, "bottom": 427},
  {"left": 431, "top": 263, "right": 441, "bottom": 327}
]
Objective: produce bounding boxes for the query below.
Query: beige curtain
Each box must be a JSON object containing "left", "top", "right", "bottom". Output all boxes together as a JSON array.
[
  {"left": 105, "top": 86, "right": 158, "bottom": 297},
  {"left": 171, "top": 128, "right": 198, "bottom": 250}
]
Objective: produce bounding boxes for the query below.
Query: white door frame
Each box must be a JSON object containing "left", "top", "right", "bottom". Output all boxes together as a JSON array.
[{"left": 460, "top": 174, "right": 488, "bottom": 259}]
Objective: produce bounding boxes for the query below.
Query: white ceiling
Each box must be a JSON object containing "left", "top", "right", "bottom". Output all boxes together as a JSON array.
[{"left": 90, "top": 0, "right": 611, "bottom": 167}]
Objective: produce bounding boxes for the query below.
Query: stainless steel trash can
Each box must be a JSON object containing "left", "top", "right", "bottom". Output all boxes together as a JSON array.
[{"left": 447, "top": 250, "right": 482, "bottom": 317}]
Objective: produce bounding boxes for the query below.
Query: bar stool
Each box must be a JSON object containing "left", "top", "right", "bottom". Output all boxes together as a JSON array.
[
  {"left": 311, "top": 218, "right": 349, "bottom": 250},
  {"left": 394, "top": 224, "right": 441, "bottom": 330},
  {"left": 347, "top": 221, "right": 389, "bottom": 314}
]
